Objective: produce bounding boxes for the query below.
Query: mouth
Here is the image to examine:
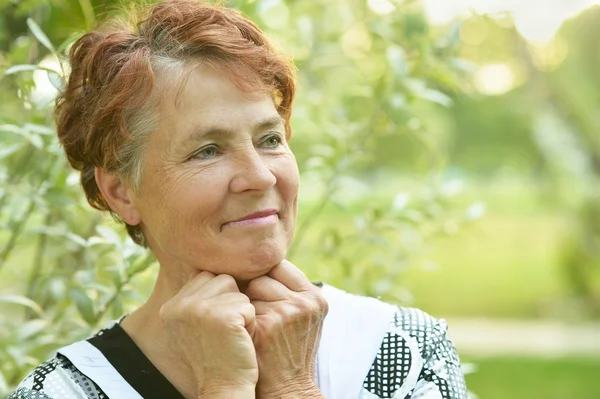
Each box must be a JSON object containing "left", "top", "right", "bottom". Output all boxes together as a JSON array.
[{"left": 223, "top": 209, "right": 279, "bottom": 229}]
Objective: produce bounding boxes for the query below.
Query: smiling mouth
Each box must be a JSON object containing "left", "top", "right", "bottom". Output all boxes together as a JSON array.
[{"left": 223, "top": 209, "right": 279, "bottom": 229}]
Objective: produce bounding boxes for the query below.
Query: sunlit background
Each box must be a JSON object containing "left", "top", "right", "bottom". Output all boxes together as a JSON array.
[{"left": 1, "top": 0, "right": 600, "bottom": 398}]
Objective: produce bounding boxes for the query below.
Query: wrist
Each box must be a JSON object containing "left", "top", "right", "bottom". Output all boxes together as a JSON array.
[
  {"left": 259, "top": 381, "right": 323, "bottom": 399},
  {"left": 198, "top": 385, "right": 256, "bottom": 399}
]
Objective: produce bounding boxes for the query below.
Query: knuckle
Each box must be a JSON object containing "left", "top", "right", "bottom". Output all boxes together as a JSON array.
[
  {"left": 216, "top": 274, "right": 239, "bottom": 291},
  {"left": 244, "top": 281, "right": 257, "bottom": 295},
  {"left": 245, "top": 276, "right": 266, "bottom": 294},
  {"left": 226, "top": 291, "right": 250, "bottom": 305},
  {"left": 284, "top": 303, "right": 304, "bottom": 321},
  {"left": 266, "top": 309, "right": 284, "bottom": 326},
  {"left": 237, "top": 292, "right": 251, "bottom": 303},
  {"left": 185, "top": 299, "right": 210, "bottom": 321},
  {"left": 299, "top": 292, "right": 328, "bottom": 316},
  {"left": 199, "top": 270, "right": 216, "bottom": 278},
  {"left": 316, "top": 294, "right": 329, "bottom": 314},
  {"left": 196, "top": 300, "right": 212, "bottom": 317},
  {"left": 244, "top": 302, "right": 256, "bottom": 316},
  {"left": 305, "top": 301, "right": 322, "bottom": 317},
  {"left": 295, "top": 297, "right": 313, "bottom": 313}
]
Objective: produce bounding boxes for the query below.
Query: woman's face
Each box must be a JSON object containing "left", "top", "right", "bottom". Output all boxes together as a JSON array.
[{"left": 130, "top": 65, "right": 299, "bottom": 281}]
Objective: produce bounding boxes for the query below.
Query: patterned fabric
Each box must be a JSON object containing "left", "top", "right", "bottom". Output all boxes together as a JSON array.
[
  {"left": 360, "top": 308, "right": 467, "bottom": 398},
  {"left": 8, "top": 307, "right": 466, "bottom": 399},
  {"left": 7, "top": 355, "right": 107, "bottom": 399}
]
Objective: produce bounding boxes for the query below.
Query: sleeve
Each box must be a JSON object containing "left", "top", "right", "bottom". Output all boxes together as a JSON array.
[
  {"left": 6, "top": 356, "right": 101, "bottom": 399},
  {"left": 360, "top": 307, "right": 468, "bottom": 399},
  {"left": 410, "top": 319, "right": 468, "bottom": 399}
]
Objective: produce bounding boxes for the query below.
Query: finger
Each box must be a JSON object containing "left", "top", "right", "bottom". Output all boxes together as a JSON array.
[
  {"left": 245, "top": 275, "right": 289, "bottom": 302},
  {"left": 237, "top": 302, "right": 256, "bottom": 332},
  {"left": 267, "top": 259, "right": 313, "bottom": 292},
  {"left": 195, "top": 274, "right": 240, "bottom": 298},
  {"left": 178, "top": 270, "right": 216, "bottom": 298},
  {"left": 245, "top": 312, "right": 256, "bottom": 339},
  {"left": 210, "top": 291, "right": 249, "bottom": 307},
  {"left": 187, "top": 269, "right": 201, "bottom": 283}
]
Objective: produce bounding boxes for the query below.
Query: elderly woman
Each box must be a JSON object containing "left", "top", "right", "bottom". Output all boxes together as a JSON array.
[{"left": 9, "top": 1, "right": 467, "bottom": 398}]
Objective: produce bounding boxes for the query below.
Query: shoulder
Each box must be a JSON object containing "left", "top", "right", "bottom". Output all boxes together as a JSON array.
[
  {"left": 318, "top": 284, "right": 467, "bottom": 398},
  {"left": 7, "top": 353, "right": 108, "bottom": 399},
  {"left": 388, "top": 306, "right": 450, "bottom": 360},
  {"left": 319, "top": 284, "right": 451, "bottom": 358}
]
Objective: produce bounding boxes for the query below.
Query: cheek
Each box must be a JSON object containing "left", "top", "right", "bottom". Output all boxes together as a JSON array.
[
  {"left": 142, "top": 166, "right": 229, "bottom": 238},
  {"left": 276, "top": 156, "right": 299, "bottom": 200},
  {"left": 178, "top": 172, "right": 229, "bottom": 225},
  {"left": 275, "top": 156, "right": 299, "bottom": 229}
]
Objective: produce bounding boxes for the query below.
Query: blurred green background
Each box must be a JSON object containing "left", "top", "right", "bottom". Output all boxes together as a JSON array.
[{"left": 1, "top": 0, "right": 600, "bottom": 398}]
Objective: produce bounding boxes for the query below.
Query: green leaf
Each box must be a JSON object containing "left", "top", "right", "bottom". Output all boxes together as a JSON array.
[
  {"left": 0, "top": 295, "right": 43, "bottom": 317},
  {"left": 4, "top": 64, "right": 38, "bottom": 75},
  {"left": 78, "top": 0, "right": 97, "bottom": 29},
  {"left": 47, "top": 71, "right": 64, "bottom": 91},
  {"left": 418, "top": 88, "right": 453, "bottom": 107},
  {"left": 17, "top": 319, "right": 49, "bottom": 340},
  {"left": 0, "top": 370, "right": 8, "bottom": 396},
  {"left": 0, "top": 124, "right": 44, "bottom": 149},
  {"left": 65, "top": 232, "right": 88, "bottom": 247},
  {"left": 57, "top": 33, "right": 81, "bottom": 54},
  {"left": 0, "top": 124, "right": 24, "bottom": 134},
  {"left": 4, "top": 64, "right": 63, "bottom": 78},
  {"left": 111, "top": 297, "right": 124, "bottom": 319},
  {"left": 27, "top": 18, "right": 56, "bottom": 54},
  {"left": 0, "top": 143, "right": 23, "bottom": 160},
  {"left": 27, "top": 133, "right": 44, "bottom": 149},
  {"left": 127, "top": 254, "right": 156, "bottom": 276},
  {"left": 387, "top": 45, "right": 407, "bottom": 77},
  {"left": 25, "top": 123, "right": 55, "bottom": 136},
  {"left": 96, "top": 225, "right": 123, "bottom": 248},
  {"left": 70, "top": 288, "right": 96, "bottom": 325}
]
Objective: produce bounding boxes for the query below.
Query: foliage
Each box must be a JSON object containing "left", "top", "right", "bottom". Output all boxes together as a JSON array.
[
  {"left": 530, "top": 9, "right": 600, "bottom": 316},
  {"left": 0, "top": 0, "right": 473, "bottom": 393},
  {"left": 422, "top": 9, "right": 600, "bottom": 316}
]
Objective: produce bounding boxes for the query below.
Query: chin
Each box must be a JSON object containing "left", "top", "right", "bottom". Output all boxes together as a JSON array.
[{"left": 236, "top": 243, "right": 287, "bottom": 279}]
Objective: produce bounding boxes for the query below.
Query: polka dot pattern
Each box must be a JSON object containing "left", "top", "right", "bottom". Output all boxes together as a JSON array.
[
  {"left": 7, "top": 387, "right": 53, "bottom": 399},
  {"left": 58, "top": 355, "right": 106, "bottom": 399},
  {"left": 7, "top": 355, "right": 108, "bottom": 399}
]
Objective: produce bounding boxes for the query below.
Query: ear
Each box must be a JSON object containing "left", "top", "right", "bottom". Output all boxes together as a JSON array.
[{"left": 95, "top": 167, "right": 142, "bottom": 226}]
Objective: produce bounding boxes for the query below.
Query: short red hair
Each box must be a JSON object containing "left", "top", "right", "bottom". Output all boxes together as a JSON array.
[{"left": 55, "top": 0, "right": 296, "bottom": 246}]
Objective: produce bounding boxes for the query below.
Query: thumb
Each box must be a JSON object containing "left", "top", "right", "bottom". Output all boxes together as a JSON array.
[{"left": 245, "top": 314, "right": 256, "bottom": 339}]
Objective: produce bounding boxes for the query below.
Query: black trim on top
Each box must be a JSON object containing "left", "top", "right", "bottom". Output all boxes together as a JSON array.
[{"left": 88, "top": 323, "right": 184, "bottom": 399}]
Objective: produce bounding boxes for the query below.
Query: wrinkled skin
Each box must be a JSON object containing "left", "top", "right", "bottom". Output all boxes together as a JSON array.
[{"left": 245, "top": 260, "right": 328, "bottom": 398}]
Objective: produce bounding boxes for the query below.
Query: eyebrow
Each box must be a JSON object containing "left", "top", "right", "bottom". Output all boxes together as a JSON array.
[{"left": 184, "top": 115, "right": 286, "bottom": 143}]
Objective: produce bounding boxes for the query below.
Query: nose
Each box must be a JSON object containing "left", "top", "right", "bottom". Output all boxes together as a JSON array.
[{"left": 229, "top": 146, "right": 277, "bottom": 193}]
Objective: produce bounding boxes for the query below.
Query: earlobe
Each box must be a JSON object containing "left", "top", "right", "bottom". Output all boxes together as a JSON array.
[{"left": 94, "top": 168, "right": 142, "bottom": 226}]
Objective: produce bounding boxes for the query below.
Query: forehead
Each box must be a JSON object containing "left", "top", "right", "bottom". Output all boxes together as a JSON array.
[{"left": 161, "top": 64, "right": 277, "bottom": 129}]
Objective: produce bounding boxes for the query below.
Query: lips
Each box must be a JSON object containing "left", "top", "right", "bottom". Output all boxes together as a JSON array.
[{"left": 228, "top": 209, "right": 278, "bottom": 224}]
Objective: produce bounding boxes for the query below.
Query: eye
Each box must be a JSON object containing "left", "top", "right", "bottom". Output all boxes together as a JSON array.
[
  {"left": 193, "top": 145, "right": 220, "bottom": 159},
  {"left": 260, "top": 133, "right": 283, "bottom": 148}
]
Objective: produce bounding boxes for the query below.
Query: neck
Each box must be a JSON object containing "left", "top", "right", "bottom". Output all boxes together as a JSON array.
[
  {"left": 119, "top": 247, "right": 253, "bottom": 398},
  {"left": 120, "top": 266, "right": 198, "bottom": 399}
]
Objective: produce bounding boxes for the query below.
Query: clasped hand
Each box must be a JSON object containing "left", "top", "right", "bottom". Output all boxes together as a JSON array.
[{"left": 159, "top": 260, "right": 328, "bottom": 399}]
